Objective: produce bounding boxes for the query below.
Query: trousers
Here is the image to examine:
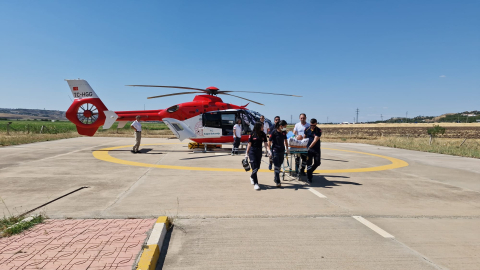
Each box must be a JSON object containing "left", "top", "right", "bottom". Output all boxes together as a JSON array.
[
  {"left": 306, "top": 149, "right": 321, "bottom": 180},
  {"left": 232, "top": 137, "right": 241, "bottom": 154},
  {"left": 273, "top": 151, "right": 285, "bottom": 184},
  {"left": 133, "top": 131, "right": 141, "bottom": 152},
  {"left": 295, "top": 154, "right": 307, "bottom": 173},
  {"left": 248, "top": 149, "right": 262, "bottom": 185}
]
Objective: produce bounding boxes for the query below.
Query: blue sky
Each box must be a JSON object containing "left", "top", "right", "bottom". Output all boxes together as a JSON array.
[{"left": 0, "top": 0, "right": 478, "bottom": 123}]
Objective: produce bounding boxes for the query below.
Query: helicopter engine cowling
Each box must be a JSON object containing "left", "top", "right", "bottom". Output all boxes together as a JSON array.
[{"left": 66, "top": 98, "right": 108, "bottom": 136}]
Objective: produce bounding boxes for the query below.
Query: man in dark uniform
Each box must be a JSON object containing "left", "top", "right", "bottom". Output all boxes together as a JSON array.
[
  {"left": 268, "top": 116, "right": 280, "bottom": 170},
  {"left": 304, "top": 118, "right": 322, "bottom": 183}
]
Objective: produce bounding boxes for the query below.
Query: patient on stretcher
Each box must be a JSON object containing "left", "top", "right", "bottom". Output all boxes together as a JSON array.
[{"left": 288, "top": 135, "right": 309, "bottom": 148}]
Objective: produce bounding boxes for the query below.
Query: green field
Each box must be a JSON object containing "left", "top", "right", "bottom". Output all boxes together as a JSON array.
[{"left": 0, "top": 120, "right": 169, "bottom": 134}]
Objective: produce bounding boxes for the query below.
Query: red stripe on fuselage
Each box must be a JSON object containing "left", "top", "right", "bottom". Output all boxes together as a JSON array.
[{"left": 191, "top": 135, "right": 250, "bottom": 144}]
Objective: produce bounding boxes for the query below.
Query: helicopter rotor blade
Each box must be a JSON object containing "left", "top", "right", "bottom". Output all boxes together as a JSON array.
[
  {"left": 218, "top": 90, "right": 301, "bottom": 97},
  {"left": 126, "top": 85, "right": 208, "bottom": 92},
  {"left": 147, "top": 91, "right": 201, "bottom": 99},
  {"left": 219, "top": 93, "right": 264, "bottom": 106}
]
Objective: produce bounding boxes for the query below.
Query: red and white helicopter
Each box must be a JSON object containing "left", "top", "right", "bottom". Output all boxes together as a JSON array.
[{"left": 65, "top": 79, "right": 300, "bottom": 144}]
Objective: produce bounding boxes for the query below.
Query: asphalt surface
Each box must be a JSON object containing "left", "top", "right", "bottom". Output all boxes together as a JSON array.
[{"left": 1, "top": 137, "right": 479, "bottom": 269}]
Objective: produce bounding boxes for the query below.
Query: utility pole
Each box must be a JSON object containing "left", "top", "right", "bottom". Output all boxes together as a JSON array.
[
  {"left": 356, "top": 108, "right": 359, "bottom": 123},
  {"left": 381, "top": 114, "right": 383, "bottom": 121},
  {"left": 406, "top": 111, "right": 408, "bottom": 122},
  {"left": 327, "top": 116, "right": 329, "bottom": 123},
  {"left": 144, "top": 104, "right": 145, "bottom": 110},
  {"left": 291, "top": 115, "right": 292, "bottom": 125}
]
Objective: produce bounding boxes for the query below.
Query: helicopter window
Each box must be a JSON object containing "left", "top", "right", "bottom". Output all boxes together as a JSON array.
[
  {"left": 221, "top": 114, "right": 236, "bottom": 125},
  {"left": 203, "top": 113, "right": 221, "bottom": 128},
  {"left": 171, "top": 123, "right": 183, "bottom": 131},
  {"left": 167, "top": 105, "right": 179, "bottom": 113}
]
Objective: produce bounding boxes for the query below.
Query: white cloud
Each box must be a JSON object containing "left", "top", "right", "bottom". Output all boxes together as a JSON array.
[{"left": 439, "top": 75, "right": 446, "bottom": 77}]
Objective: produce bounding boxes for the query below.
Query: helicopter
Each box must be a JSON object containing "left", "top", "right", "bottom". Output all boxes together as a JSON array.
[{"left": 65, "top": 79, "right": 301, "bottom": 145}]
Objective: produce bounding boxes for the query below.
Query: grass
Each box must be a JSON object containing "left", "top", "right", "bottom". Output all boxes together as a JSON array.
[
  {"left": 0, "top": 120, "right": 169, "bottom": 134},
  {"left": 0, "top": 120, "right": 172, "bottom": 146},
  {"left": 0, "top": 120, "right": 77, "bottom": 133},
  {"left": 1, "top": 215, "right": 45, "bottom": 237},
  {"left": 0, "top": 198, "right": 46, "bottom": 237},
  {"left": 0, "top": 133, "right": 80, "bottom": 146},
  {"left": 323, "top": 136, "right": 480, "bottom": 159}
]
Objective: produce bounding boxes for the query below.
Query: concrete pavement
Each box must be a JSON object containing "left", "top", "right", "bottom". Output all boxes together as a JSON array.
[{"left": 0, "top": 137, "right": 479, "bottom": 269}]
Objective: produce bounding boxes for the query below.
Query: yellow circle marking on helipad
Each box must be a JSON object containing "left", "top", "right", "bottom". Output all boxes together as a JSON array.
[{"left": 93, "top": 143, "right": 408, "bottom": 173}]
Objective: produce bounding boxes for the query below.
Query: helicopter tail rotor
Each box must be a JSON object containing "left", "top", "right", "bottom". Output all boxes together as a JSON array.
[{"left": 65, "top": 79, "right": 115, "bottom": 136}]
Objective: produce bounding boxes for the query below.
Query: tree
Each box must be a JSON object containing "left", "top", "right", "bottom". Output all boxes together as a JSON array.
[{"left": 427, "top": 125, "right": 445, "bottom": 145}]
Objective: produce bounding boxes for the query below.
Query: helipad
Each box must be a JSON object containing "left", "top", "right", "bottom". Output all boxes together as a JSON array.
[{"left": 92, "top": 143, "right": 409, "bottom": 173}]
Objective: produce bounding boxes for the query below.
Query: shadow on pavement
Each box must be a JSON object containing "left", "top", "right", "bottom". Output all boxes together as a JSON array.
[
  {"left": 156, "top": 224, "right": 174, "bottom": 270},
  {"left": 260, "top": 174, "right": 361, "bottom": 190},
  {"left": 310, "top": 175, "right": 362, "bottom": 189},
  {"left": 321, "top": 158, "right": 349, "bottom": 162}
]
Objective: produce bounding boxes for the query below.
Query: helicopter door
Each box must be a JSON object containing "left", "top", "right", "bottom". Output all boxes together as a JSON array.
[
  {"left": 201, "top": 112, "right": 223, "bottom": 137},
  {"left": 163, "top": 118, "right": 196, "bottom": 141}
]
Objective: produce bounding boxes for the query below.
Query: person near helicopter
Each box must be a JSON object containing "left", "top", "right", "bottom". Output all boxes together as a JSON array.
[
  {"left": 304, "top": 118, "right": 322, "bottom": 183},
  {"left": 232, "top": 118, "right": 242, "bottom": 155},
  {"left": 269, "top": 120, "right": 289, "bottom": 187},
  {"left": 268, "top": 116, "right": 280, "bottom": 170},
  {"left": 245, "top": 122, "right": 271, "bottom": 190},
  {"left": 293, "top": 113, "right": 310, "bottom": 176}
]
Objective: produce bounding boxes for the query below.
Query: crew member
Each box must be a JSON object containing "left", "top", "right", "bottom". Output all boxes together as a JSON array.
[
  {"left": 130, "top": 115, "right": 142, "bottom": 153},
  {"left": 245, "top": 122, "right": 270, "bottom": 190},
  {"left": 232, "top": 118, "right": 242, "bottom": 155},
  {"left": 260, "top": 115, "right": 270, "bottom": 157},
  {"left": 293, "top": 113, "right": 310, "bottom": 176},
  {"left": 269, "top": 120, "right": 289, "bottom": 187},
  {"left": 304, "top": 118, "right": 322, "bottom": 183},
  {"left": 268, "top": 116, "right": 280, "bottom": 170}
]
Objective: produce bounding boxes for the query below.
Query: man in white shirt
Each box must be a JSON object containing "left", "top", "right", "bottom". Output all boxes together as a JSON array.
[
  {"left": 130, "top": 116, "right": 142, "bottom": 153},
  {"left": 260, "top": 115, "right": 270, "bottom": 134},
  {"left": 232, "top": 118, "right": 242, "bottom": 155},
  {"left": 260, "top": 115, "right": 270, "bottom": 156},
  {"left": 293, "top": 113, "right": 310, "bottom": 176}
]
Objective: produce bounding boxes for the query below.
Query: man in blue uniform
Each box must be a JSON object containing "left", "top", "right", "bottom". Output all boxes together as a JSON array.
[
  {"left": 268, "top": 116, "right": 280, "bottom": 170},
  {"left": 304, "top": 118, "right": 322, "bottom": 183}
]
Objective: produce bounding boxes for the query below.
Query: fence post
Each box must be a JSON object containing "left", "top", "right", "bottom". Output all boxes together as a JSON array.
[
  {"left": 40, "top": 125, "right": 44, "bottom": 134},
  {"left": 7, "top": 122, "right": 11, "bottom": 135}
]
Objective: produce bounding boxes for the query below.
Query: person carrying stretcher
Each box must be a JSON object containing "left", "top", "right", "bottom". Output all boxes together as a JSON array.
[
  {"left": 304, "top": 118, "right": 322, "bottom": 183},
  {"left": 293, "top": 113, "right": 309, "bottom": 176},
  {"left": 269, "top": 120, "right": 289, "bottom": 187}
]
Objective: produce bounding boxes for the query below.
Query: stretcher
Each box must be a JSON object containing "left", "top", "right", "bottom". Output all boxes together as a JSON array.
[{"left": 281, "top": 147, "right": 308, "bottom": 181}]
